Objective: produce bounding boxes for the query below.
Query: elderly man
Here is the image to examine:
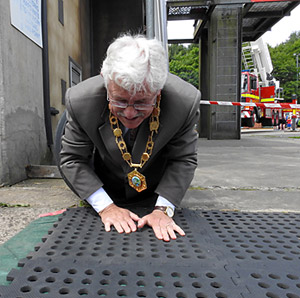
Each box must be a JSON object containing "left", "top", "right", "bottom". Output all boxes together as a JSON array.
[{"left": 60, "top": 34, "right": 200, "bottom": 241}]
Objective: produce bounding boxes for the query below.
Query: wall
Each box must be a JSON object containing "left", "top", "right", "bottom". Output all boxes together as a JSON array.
[
  {"left": 0, "top": 0, "right": 47, "bottom": 185},
  {"left": 47, "top": 0, "right": 91, "bottom": 140},
  {"left": 91, "top": 0, "right": 144, "bottom": 76}
]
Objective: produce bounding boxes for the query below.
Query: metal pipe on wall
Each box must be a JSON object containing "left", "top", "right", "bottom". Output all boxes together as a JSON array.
[
  {"left": 41, "top": 0, "right": 53, "bottom": 146},
  {"left": 146, "top": 0, "right": 154, "bottom": 39}
]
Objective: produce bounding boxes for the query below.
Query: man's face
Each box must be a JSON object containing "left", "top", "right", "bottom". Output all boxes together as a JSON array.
[{"left": 107, "top": 81, "right": 158, "bottom": 129}]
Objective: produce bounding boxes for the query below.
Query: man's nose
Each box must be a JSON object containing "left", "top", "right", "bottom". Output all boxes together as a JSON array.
[{"left": 123, "top": 105, "right": 138, "bottom": 118}]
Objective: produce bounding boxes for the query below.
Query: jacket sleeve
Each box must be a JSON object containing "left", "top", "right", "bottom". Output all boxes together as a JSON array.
[
  {"left": 155, "top": 89, "right": 200, "bottom": 207},
  {"left": 60, "top": 89, "right": 103, "bottom": 200}
]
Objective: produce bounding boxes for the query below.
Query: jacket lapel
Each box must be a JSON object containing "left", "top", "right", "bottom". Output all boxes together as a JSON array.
[{"left": 98, "top": 112, "right": 128, "bottom": 171}]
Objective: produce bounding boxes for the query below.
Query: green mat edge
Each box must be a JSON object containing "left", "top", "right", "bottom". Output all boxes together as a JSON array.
[{"left": 0, "top": 215, "right": 60, "bottom": 286}]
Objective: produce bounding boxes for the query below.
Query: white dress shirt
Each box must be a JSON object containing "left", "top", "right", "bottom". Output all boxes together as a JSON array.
[{"left": 86, "top": 187, "right": 175, "bottom": 213}]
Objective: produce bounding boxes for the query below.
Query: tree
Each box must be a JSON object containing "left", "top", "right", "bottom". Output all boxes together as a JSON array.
[
  {"left": 269, "top": 31, "right": 300, "bottom": 101},
  {"left": 168, "top": 44, "right": 199, "bottom": 88}
]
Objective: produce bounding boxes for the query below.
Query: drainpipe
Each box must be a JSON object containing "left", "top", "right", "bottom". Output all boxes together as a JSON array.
[
  {"left": 146, "top": 0, "right": 154, "bottom": 39},
  {"left": 41, "top": 0, "right": 53, "bottom": 146}
]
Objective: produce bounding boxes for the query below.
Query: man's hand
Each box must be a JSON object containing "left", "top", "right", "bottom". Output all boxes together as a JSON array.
[
  {"left": 99, "top": 203, "right": 140, "bottom": 234},
  {"left": 138, "top": 210, "right": 185, "bottom": 242}
]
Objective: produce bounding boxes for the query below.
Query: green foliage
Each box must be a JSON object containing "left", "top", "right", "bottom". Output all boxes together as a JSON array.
[
  {"left": 168, "top": 44, "right": 199, "bottom": 88},
  {"left": 168, "top": 32, "right": 300, "bottom": 101},
  {"left": 269, "top": 31, "right": 300, "bottom": 102}
]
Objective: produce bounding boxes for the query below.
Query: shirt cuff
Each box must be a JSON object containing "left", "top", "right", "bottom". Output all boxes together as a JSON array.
[
  {"left": 86, "top": 187, "right": 113, "bottom": 213},
  {"left": 155, "top": 196, "right": 175, "bottom": 211}
]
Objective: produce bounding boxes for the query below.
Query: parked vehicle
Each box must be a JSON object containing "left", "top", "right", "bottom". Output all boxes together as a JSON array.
[{"left": 241, "top": 37, "right": 295, "bottom": 127}]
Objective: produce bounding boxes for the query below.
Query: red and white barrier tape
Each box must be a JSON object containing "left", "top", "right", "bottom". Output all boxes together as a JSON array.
[{"left": 200, "top": 100, "right": 300, "bottom": 109}]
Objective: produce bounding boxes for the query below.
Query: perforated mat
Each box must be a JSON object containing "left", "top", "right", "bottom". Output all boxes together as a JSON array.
[{"left": 1, "top": 208, "right": 300, "bottom": 297}]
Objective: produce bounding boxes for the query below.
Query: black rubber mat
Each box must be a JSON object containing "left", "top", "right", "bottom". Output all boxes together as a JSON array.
[{"left": 0, "top": 208, "right": 300, "bottom": 297}]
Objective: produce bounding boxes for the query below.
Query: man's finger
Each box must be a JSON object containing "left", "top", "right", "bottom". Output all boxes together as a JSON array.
[
  {"left": 137, "top": 218, "right": 147, "bottom": 229},
  {"left": 129, "top": 211, "right": 140, "bottom": 222},
  {"left": 167, "top": 225, "right": 177, "bottom": 240},
  {"left": 104, "top": 222, "right": 112, "bottom": 232},
  {"left": 161, "top": 226, "right": 170, "bottom": 242},
  {"left": 173, "top": 225, "right": 185, "bottom": 237},
  {"left": 152, "top": 225, "right": 163, "bottom": 240},
  {"left": 120, "top": 219, "right": 136, "bottom": 234},
  {"left": 113, "top": 222, "right": 124, "bottom": 234}
]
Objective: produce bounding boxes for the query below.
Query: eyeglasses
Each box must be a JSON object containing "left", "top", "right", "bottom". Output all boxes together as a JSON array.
[{"left": 107, "top": 96, "right": 157, "bottom": 111}]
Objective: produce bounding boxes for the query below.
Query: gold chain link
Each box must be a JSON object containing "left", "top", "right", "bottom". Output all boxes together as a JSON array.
[{"left": 109, "top": 94, "right": 161, "bottom": 170}]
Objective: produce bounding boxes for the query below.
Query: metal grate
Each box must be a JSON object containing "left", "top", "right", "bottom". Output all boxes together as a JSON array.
[{"left": 1, "top": 208, "right": 300, "bottom": 297}]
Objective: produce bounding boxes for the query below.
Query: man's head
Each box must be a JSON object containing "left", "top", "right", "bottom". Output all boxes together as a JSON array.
[{"left": 101, "top": 34, "right": 168, "bottom": 128}]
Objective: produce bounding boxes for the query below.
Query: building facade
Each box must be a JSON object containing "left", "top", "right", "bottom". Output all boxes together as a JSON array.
[{"left": 0, "top": 0, "right": 143, "bottom": 186}]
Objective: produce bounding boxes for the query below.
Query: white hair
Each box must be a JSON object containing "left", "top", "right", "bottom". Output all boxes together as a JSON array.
[{"left": 101, "top": 34, "right": 168, "bottom": 95}]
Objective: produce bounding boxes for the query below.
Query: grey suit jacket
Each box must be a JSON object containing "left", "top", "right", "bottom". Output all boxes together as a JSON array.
[{"left": 60, "top": 73, "right": 200, "bottom": 208}]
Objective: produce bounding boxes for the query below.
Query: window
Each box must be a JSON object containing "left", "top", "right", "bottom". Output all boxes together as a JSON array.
[
  {"left": 58, "top": 0, "right": 64, "bottom": 25},
  {"left": 69, "top": 57, "right": 82, "bottom": 87}
]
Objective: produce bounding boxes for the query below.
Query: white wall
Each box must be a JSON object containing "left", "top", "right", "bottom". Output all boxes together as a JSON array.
[{"left": 0, "top": 0, "right": 48, "bottom": 185}]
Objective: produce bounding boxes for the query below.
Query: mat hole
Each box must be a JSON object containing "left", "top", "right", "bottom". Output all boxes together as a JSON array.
[
  {"left": 137, "top": 291, "right": 147, "bottom": 297},
  {"left": 189, "top": 273, "right": 198, "bottom": 279},
  {"left": 45, "top": 277, "right": 55, "bottom": 283},
  {"left": 98, "top": 289, "right": 107, "bottom": 296},
  {"left": 68, "top": 268, "right": 77, "bottom": 274},
  {"left": 276, "top": 283, "right": 289, "bottom": 289},
  {"left": 137, "top": 271, "right": 145, "bottom": 277},
  {"left": 27, "top": 275, "right": 38, "bottom": 282},
  {"left": 117, "top": 289, "right": 127, "bottom": 297},
  {"left": 176, "top": 292, "right": 187, "bottom": 298},
  {"left": 118, "top": 279, "right": 128, "bottom": 287},
  {"left": 100, "top": 279, "right": 109, "bottom": 286},
  {"left": 119, "top": 270, "right": 128, "bottom": 276},
  {"left": 267, "top": 256, "right": 277, "bottom": 261},
  {"left": 20, "top": 286, "right": 31, "bottom": 293},
  {"left": 192, "top": 282, "right": 202, "bottom": 288},
  {"left": 82, "top": 279, "right": 92, "bottom": 285},
  {"left": 206, "top": 272, "right": 216, "bottom": 279},
  {"left": 34, "top": 266, "right": 43, "bottom": 272},
  {"left": 171, "top": 272, "right": 180, "bottom": 278},
  {"left": 258, "top": 282, "right": 270, "bottom": 289},
  {"left": 154, "top": 272, "right": 163, "bottom": 278},
  {"left": 266, "top": 292, "right": 279, "bottom": 298},
  {"left": 40, "top": 287, "right": 50, "bottom": 294},
  {"left": 196, "top": 293, "right": 207, "bottom": 298},
  {"left": 251, "top": 255, "right": 261, "bottom": 260},
  {"left": 215, "top": 292, "right": 227, "bottom": 298},
  {"left": 174, "top": 281, "right": 183, "bottom": 288},
  {"left": 251, "top": 273, "right": 261, "bottom": 279},
  {"left": 268, "top": 274, "right": 280, "bottom": 280},
  {"left": 78, "top": 289, "right": 89, "bottom": 295},
  {"left": 137, "top": 280, "right": 146, "bottom": 287},
  {"left": 85, "top": 269, "right": 94, "bottom": 275},
  {"left": 287, "top": 274, "right": 299, "bottom": 280},
  {"left": 59, "top": 288, "right": 70, "bottom": 295},
  {"left": 102, "top": 270, "right": 111, "bottom": 276},
  {"left": 211, "top": 282, "right": 221, "bottom": 288},
  {"left": 286, "top": 293, "right": 300, "bottom": 298},
  {"left": 64, "top": 278, "right": 73, "bottom": 284},
  {"left": 156, "top": 292, "right": 167, "bottom": 298}
]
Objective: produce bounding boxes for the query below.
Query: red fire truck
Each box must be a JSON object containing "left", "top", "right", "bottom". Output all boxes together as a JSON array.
[
  {"left": 241, "top": 70, "right": 284, "bottom": 127},
  {"left": 241, "top": 37, "right": 284, "bottom": 127}
]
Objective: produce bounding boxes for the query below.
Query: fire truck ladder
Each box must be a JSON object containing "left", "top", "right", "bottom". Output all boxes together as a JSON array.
[{"left": 242, "top": 42, "right": 255, "bottom": 73}]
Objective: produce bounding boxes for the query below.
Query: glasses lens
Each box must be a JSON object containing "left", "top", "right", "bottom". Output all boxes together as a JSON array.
[
  {"left": 110, "top": 100, "right": 127, "bottom": 109},
  {"left": 134, "top": 104, "right": 154, "bottom": 111}
]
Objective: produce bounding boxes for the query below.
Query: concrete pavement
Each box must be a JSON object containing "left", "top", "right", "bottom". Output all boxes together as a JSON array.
[{"left": 0, "top": 129, "right": 299, "bottom": 245}]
